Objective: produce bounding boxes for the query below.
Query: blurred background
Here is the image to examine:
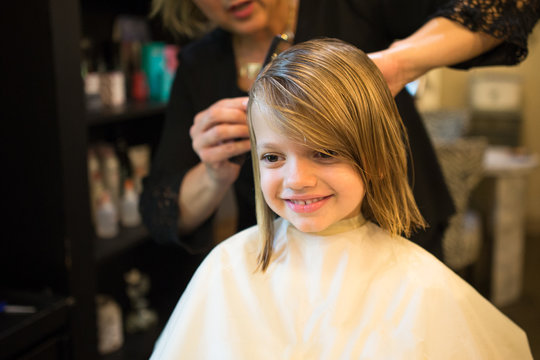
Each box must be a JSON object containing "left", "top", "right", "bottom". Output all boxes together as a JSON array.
[
  {"left": 413, "top": 24, "right": 540, "bottom": 359},
  {"left": 1, "top": 0, "right": 539, "bottom": 359}
]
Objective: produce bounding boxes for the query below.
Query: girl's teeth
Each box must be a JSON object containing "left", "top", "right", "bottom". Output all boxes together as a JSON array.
[{"left": 291, "top": 197, "right": 323, "bottom": 205}]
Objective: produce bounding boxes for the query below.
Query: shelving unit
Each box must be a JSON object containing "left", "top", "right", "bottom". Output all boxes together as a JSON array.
[
  {"left": 0, "top": 292, "right": 71, "bottom": 360},
  {"left": 86, "top": 101, "right": 167, "bottom": 126},
  {"left": 1, "top": 0, "right": 192, "bottom": 359},
  {"left": 94, "top": 225, "right": 149, "bottom": 263}
]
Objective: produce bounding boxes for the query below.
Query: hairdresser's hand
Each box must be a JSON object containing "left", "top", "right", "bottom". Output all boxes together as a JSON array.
[
  {"left": 190, "top": 97, "right": 251, "bottom": 184},
  {"left": 368, "top": 48, "right": 410, "bottom": 97},
  {"left": 370, "top": 17, "right": 503, "bottom": 97}
]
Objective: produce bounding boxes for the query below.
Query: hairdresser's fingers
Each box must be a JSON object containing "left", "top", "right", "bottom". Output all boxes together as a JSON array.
[
  {"left": 220, "top": 96, "right": 249, "bottom": 110},
  {"left": 213, "top": 96, "right": 249, "bottom": 111},
  {"left": 191, "top": 98, "right": 250, "bottom": 161},
  {"left": 190, "top": 109, "right": 248, "bottom": 142},
  {"left": 191, "top": 108, "right": 247, "bottom": 142},
  {"left": 192, "top": 123, "right": 251, "bottom": 162},
  {"left": 199, "top": 138, "right": 251, "bottom": 165},
  {"left": 198, "top": 137, "right": 250, "bottom": 185},
  {"left": 192, "top": 97, "right": 249, "bottom": 134}
]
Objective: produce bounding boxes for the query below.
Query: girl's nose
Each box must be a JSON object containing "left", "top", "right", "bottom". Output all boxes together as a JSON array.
[{"left": 283, "top": 157, "right": 317, "bottom": 190}]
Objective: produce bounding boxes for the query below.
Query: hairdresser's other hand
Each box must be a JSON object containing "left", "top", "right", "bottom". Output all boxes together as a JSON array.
[
  {"left": 190, "top": 96, "right": 251, "bottom": 183},
  {"left": 370, "top": 17, "right": 504, "bottom": 97},
  {"left": 368, "top": 47, "right": 410, "bottom": 97}
]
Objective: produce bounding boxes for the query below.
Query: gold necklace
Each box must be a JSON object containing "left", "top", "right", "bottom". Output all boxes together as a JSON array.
[
  {"left": 237, "top": 0, "right": 298, "bottom": 80},
  {"left": 238, "top": 62, "right": 263, "bottom": 79}
]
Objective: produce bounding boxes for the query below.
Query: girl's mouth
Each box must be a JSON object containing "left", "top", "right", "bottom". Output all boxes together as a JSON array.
[{"left": 285, "top": 196, "right": 331, "bottom": 213}]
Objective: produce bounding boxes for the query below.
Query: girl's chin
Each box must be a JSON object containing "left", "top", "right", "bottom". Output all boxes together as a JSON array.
[{"left": 289, "top": 219, "right": 330, "bottom": 233}]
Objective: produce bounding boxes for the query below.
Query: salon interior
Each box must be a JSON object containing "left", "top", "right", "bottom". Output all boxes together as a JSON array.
[{"left": 1, "top": 0, "right": 540, "bottom": 359}]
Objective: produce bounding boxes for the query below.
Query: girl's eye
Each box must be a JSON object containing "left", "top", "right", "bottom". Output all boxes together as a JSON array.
[
  {"left": 261, "top": 154, "right": 280, "bottom": 163},
  {"left": 315, "top": 150, "right": 338, "bottom": 159}
]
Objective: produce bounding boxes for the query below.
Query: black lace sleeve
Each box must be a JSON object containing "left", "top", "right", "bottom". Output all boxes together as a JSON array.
[
  {"left": 140, "top": 173, "right": 182, "bottom": 245},
  {"left": 140, "top": 172, "right": 216, "bottom": 254},
  {"left": 434, "top": 0, "right": 540, "bottom": 67}
]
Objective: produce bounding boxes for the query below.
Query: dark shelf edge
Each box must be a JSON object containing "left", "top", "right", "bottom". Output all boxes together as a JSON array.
[
  {"left": 0, "top": 295, "right": 70, "bottom": 360},
  {"left": 86, "top": 101, "right": 167, "bottom": 125},
  {"left": 94, "top": 225, "right": 150, "bottom": 263}
]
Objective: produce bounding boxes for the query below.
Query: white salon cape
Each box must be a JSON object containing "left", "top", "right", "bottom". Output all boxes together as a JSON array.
[{"left": 150, "top": 215, "right": 532, "bottom": 359}]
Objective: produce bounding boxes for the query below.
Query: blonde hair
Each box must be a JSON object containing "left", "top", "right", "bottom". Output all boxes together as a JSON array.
[
  {"left": 150, "top": 0, "right": 211, "bottom": 38},
  {"left": 248, "top": 38, "right": 426, "bottom": 271}
]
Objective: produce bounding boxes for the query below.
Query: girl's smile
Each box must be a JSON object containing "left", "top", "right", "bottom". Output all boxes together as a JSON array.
[{"left": 284, "top": 195, "right": 332, "bottom": 213}]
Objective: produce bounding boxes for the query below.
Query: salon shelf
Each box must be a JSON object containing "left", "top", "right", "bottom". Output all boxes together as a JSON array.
[
  {"left": 4, "top": 0, "right": 180, "bottom": 357},
  {"left": 94, "top": 225, "right": 150, "bottom": 263},
  {"left": 86, "top": 101, "right": 167, "bottom": 126},
  {"left": 0, "top": 291, "right": 70, "bottom": 359}
]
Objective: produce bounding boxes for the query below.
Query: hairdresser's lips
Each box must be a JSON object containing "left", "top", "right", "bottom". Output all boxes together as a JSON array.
[
  {"left": 284, "top": 195, "right": 332, "bottom": 213},
  {"left": 228, "top": 1, "right": 255, "bottom": 20}
]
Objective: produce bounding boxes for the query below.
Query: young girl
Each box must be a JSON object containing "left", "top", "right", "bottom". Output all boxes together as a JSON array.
[{"left": 150, "top": 38, "right": 532, "bottom": 359}]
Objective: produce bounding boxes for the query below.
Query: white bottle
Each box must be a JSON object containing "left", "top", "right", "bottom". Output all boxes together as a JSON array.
[
  {"left": 120, "top": 179, "right": 141, "bottom": 227},
  {"left": 96, "top": 191, "right": 119, "bottom": 238},
  {"left": 96, "top": 294, "right": 124, "bottom": 354},
  {"left": 101, "top": 146, "right": 121, "bottom": 212}
]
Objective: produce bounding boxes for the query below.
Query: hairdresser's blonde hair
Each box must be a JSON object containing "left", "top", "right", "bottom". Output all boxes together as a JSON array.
[
  {"left": 248, "top": 38, "right": 426, "bottom": 271},
  {"left": 150, "top": 0, "right": 211, "bottom": 38}
]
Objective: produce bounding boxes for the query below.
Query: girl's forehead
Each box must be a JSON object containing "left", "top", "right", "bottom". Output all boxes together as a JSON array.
[
  {"left": 251, "top": 99, "right": 328, "bottom": 145},
  {"left": 250, "top": 101, "right": 282, "bottom": 129},
  {"left": 251, "top": 98, "right": 276, "bottom": 117},
  {"left": 251, "top": 110, "right": 286, "bottom": 141}
]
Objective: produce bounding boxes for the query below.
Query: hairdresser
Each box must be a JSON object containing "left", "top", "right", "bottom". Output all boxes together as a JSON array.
[{"left": 141, "top": 0, "right": 539, "bottom": 259}]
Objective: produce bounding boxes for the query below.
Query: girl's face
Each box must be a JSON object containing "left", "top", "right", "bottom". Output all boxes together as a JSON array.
[
  {"left": 193, "top": 0, "right": 286, "bottom": 36},
  {"left": 251, "top": 105, "right": 366, "bottom": 233}
]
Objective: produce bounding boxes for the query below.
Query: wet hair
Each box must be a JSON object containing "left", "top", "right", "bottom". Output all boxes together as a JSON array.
[{"left": 247, "top": 38, "right": 426, "bottom": 271}]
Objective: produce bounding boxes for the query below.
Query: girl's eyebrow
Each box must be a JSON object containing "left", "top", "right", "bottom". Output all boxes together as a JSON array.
[{"left": 256, "top": 142, "right": 278, "bottom": 150}]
